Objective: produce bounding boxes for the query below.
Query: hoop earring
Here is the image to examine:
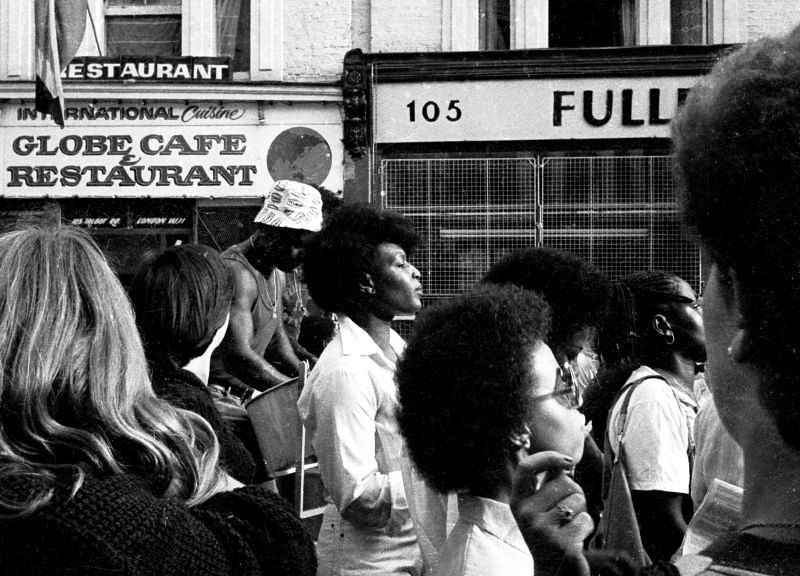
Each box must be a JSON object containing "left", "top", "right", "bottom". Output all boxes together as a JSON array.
[{"left": 665, "top": 333, "right": 675, "bottom": 345}]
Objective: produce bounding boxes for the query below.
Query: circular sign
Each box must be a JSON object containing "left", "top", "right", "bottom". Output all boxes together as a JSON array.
[{"left": 267, "top": 127, "right": 332, "bottom": 187}]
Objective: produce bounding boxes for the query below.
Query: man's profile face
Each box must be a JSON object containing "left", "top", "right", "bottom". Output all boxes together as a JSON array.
[{"left": 254, "top": 227, "right": 309, "bottom": 273}]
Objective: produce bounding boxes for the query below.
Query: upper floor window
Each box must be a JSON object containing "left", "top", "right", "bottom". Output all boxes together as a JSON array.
[
  {"left": 105, "top": 0, "right": 182, "bottom": 57},
  {"left": 217, "top": 0, "right": 250, "bottom": 72},
  {"left": 472, "top": 0, "right": 625, "bottom": 50},
  {"left": 94, "top": 0, "right": 251, "bottom": 73},
  {"left": 549, "top": 0, "right": 624, "bottom": 47},
  {"left": 671, "top": 0, "right": 709, "bottom": 44},
  {"left": 458, "top": 0, "right": 734, "bottom": 50},
  {"left": 479, "top": 0, "right": 510, "bottom": 50}
]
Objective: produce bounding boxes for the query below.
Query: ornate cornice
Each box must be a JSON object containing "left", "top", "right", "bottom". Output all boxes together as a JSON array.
[{"left": 342, "top": 49, "right": 369, "bottom": 158}]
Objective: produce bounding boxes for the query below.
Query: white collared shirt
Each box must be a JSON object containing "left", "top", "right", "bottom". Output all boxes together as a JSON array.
[
  {"left": 438, "top": 494, "right": 534, "bottom": 576},
  {"left": 297, "top": 315, "right": 421, "bottom": 575},
  {"left": 298, "top": 314, "right": 408, "bottom": 514}
]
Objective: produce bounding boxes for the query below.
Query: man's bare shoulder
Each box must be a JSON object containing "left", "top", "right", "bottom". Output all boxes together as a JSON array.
[{"left": 224, "top": 254, "right": 260, "bottom": 303}]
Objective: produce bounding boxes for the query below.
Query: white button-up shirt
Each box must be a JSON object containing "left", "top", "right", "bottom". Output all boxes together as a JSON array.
[{"left": 298, "top": 315, "right": 421, "bottom": 575}]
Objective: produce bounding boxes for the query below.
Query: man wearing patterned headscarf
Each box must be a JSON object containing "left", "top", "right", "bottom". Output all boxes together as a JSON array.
[{"left": 210, "top": 180, "right": 322, "bottom": 395}]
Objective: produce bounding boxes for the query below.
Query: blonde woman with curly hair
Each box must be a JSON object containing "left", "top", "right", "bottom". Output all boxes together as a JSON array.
[{"left": 0, "top": 227, "right": 316, "bottom": 576}]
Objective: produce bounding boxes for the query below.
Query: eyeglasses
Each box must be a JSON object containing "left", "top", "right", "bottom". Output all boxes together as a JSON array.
[{"left": 531, "top": 362, "right": 583, "bottom": 410}]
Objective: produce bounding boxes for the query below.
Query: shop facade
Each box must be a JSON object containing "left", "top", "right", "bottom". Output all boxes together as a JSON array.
[
  {"left": 343, "top": 45, "right": 730, "bottom": 317},
  {"left": 0, "top": 70, "right": 342, "bottom": 284}
]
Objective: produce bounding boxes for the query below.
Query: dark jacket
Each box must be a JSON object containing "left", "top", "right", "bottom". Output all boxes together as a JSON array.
[
  {"left": 151, "top": 364, "right": 259, "bottom": 483},
  {"left": 0, "top": 473, "right": 316, "bottom": 575}
]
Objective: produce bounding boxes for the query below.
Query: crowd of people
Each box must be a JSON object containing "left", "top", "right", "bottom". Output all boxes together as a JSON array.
[{"left": 1, "top": 22, "right": 800, "bottom": 576}]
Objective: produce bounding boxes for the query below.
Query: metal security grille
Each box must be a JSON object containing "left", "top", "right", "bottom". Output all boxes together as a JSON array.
[
  {"left": 197, "top": 205, "right": 260, "bottom": 251},
  {"left": 382, "top": 158, "right": 538, "bottom": 303},
  {"left": 541, "top": 155, "right": 698, "bottom": 283},
  {"left": 381, "top": 154, "right": 700, "bottom": 312}
]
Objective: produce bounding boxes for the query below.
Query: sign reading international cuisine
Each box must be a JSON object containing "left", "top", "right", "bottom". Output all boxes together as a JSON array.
[
  {"left": 0, "top": 101, "right": 341, "bottom": 198},
  {"left": 374, "top": 76, "right": 699, "bottom": 143}
]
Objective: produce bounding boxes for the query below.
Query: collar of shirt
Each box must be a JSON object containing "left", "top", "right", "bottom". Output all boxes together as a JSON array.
[
  {"left": 336, "top": 314, "right": 405, "bottom": 367},
  {"left": 629, "top": 365, "right": 698, "bottom": 409},
  {"left": 457, "top": 494, "right": 530, "bottom": 556}
]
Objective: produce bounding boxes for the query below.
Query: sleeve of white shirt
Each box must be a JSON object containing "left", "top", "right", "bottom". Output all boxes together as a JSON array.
[
  {"left": 311, "top": 363, "right": 396, "bottom": 527},
  {"left": 620, "top": 386, "right": 690, "bottom": 494}
]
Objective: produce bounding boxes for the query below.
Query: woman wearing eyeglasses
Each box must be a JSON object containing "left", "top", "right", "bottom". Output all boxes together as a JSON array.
[
  {"left": 598, "top": 271, "right": 706, "bottom": 563},
  {"left": 397, "top": 284, "right": 589, "bottom": 576}
]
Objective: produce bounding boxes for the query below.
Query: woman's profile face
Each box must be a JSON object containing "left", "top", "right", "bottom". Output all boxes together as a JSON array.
[
  {"left": 526, "top": 342, "right": 586, "bottom": 462},
  {"left": 369, "top": 242, "right": 423, "bottom": 319}
]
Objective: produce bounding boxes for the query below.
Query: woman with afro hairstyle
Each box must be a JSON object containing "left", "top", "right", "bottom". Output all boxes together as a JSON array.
[
  {"left": 297, "top": 204, "right": 425, "bottom": 575},
  {"left": 397, "top": 284, "right": 589, "bottom": 576},
  {"left": 482, "top": 246, "right": 611, "bottom": 370}
]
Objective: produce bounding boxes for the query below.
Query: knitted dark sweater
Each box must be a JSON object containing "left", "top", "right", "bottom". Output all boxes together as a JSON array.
[
  {"left": 0, "top": 473, "right": 317, "bottom": 575},
  {"left": 151, "top": 364, "right": 259, "bottom": 484}
]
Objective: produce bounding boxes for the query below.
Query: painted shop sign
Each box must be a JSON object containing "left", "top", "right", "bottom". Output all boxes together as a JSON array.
[
  {"left": 14, "top": 102, "right": 251, "bottom": 124},
  {"left": 63, "top": 57, "right": 231, "bottom": 82},
  {"left": 6, "top": 131, "right": 256, "bottom": 190},
  {"left": 375, "top": 76, "right": 700, "bottom": 143},
  {"left": 0, "top": 102, "right": 344, "bottom": 198},
  {"left": 67, "top": 215, "right": 188, "bottom": 228},
  {"left": 15, "top": 104, "right": 245, "bottom": 123}
]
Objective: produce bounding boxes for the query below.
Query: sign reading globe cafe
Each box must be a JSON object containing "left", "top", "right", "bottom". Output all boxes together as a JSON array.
[
  {"left": 5, "top": 111, "right": 256, "bottom": 191},
  {"left": 1, "top": 98, "right": 306, "bottom": 196}
]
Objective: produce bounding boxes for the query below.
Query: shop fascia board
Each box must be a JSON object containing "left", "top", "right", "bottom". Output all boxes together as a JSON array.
[
  {"left": 0, "top": 82, "right": 342, "bottom": 103},
  {"left": 363, "top": 44, "right": 737, "bottom": 83}
]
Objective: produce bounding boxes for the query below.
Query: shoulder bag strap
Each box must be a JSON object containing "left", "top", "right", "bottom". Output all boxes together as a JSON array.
[{"left": 611, "top": 374, "right": 668, "bottom": 464}]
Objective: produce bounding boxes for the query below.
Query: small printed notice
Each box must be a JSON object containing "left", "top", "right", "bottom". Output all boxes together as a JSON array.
[{"left": 680, "top": 479, "right": 744, "bottom": 556}]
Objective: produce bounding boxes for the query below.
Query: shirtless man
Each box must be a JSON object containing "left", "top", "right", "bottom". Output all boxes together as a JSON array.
[{"left": 210, "top": 180, "right": 322, "bottom": 395}]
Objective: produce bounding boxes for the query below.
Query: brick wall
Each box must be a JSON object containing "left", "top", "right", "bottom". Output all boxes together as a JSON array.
[
  {"left": 281, "top": 0, "right": 445, "bottom": 82},
  {"left": 746, "top": 0, "right": 800, "bottom": 40},
  {"left": 283, "top": 0, "right": 353, "bottom": 82},
  {"left": 369, "top": 0, "right": 442, "bottom": 52}
]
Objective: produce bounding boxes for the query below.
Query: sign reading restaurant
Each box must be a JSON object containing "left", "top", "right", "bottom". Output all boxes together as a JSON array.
[
  {"left": 62, "top": 57, "right": 231, "bottom": 82},
  {"left": 375, "top": 76, "right": 700, "bottom": 143}
]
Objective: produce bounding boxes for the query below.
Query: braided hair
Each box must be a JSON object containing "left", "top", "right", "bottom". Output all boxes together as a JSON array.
[{"left": 584, "top": 271, "right": 695, "bottom": 444}]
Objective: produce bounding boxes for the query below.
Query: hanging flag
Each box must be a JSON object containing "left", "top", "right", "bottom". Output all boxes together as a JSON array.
[{"left": 35, "top": 0, "right": 88, "bottom": 127}]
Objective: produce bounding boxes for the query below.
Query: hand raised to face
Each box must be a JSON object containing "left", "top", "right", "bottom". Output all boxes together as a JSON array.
[{"left": 511, "top": 451, "right": 593, "bottom": 576}]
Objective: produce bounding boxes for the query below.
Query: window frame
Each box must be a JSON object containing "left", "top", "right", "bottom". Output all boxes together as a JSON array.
[
  {"left": 104, "top": 0, "right": 184, "bottom": 58},
  {"left": 104, "top": 2, "right": 182, "bottom": 17},
  {"left": 444, "top": 0, "right": 743, "bottom": 50},
  {"left": 444, "top": 0, "right": 547, "bottom": 50},
  {"left": 75, "top": 0, "right": 283, "bottom": 80},
  {"left": 635, "top": 0, "right": 743, "bottom": 45}
]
